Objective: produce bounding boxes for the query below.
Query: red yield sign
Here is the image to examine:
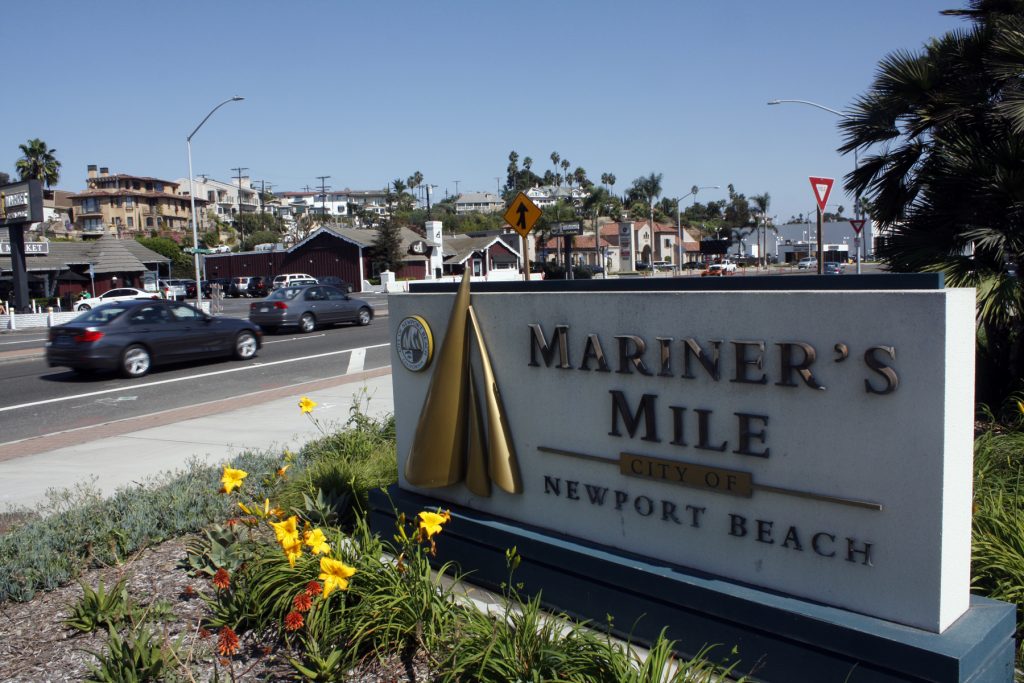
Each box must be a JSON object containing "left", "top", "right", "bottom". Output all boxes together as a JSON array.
[
  {"left": 849, "top": 219, "right": 866, "bottom": 235},
  {"left": 809, "top": 176, "right": 834, "bottom": 213}
]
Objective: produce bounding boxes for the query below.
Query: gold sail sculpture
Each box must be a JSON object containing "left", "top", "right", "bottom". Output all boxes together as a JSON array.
[{"left": 404, "top": 272, "right": 522, "bottom": 496}]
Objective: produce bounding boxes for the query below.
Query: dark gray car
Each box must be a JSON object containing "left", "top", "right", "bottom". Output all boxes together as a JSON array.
[
  {"left": 248, "top": 284, "right": 373, "bottom": 333},
  {"left": 46, "top": 299, "right": 262, "bottom": 378}
]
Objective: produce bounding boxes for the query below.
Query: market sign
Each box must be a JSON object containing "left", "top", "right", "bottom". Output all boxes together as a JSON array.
[
  {"left": 0, "top": 180, "right": 43, "bottom": 228},
  {"left": 0, "top": 241, "right": 48, "bottom": 255},
  {"left": 390, "top": 278, "right": 974, "bottom": 634}
]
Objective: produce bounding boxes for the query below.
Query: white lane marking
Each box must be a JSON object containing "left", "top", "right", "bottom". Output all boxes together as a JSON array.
[
  {"left": 0, "top": 338, "right": 47, "bottom": 345},
  {"left": 346, "top": 347, "right": 366, "bottom": 374},
  {"left": 0, "top": 343, "right": 390, "bottom": 413},
  {"left": 263, "top": 334, "right": 326, "bottom": 345}
]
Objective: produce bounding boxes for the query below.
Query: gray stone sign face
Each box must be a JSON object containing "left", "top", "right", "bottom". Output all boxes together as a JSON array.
[
  {"left": 0, "top": 180, "right": 43, "bottom": 228},
  {"left": 390, "top": 286, "right": 976, "bottom": 633}
]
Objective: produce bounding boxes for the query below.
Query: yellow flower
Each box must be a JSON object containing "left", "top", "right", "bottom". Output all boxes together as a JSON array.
[
  {"left": 276, "top": 464, "right": 290, "bottom": 478},
  {"left": 271, "top": 515, "right": 299, "bottom": 543},
  {"left": 1017, "top": 400, "right": 1024, "bottom": 415},
  {"left": 418, "top": 510, "right": 451, "bottom": 539},
  {"left": 319, "top": 556, "right": 357, "bottom": 597},
  {"left": 237, "top": 501, "right": 252, "bottom": 515},
  {"left": 298, "top": 396, "right": 318, "bottom": 414},
  {"left": 281, "top": 534, "right": 303, "bottom": 567},
  {"left": 303, "top": 528, "right": 331, "bottom": 555},
  {"left": 220, "top": 466, "right": 248, "bottom": 494}
]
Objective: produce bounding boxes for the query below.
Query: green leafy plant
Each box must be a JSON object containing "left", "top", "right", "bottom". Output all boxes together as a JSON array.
[
  {"left": 63, "top": 577, "right": 132, "bottom": 633},
  {"left": 84, "top": 623, "right": 180, "bottom": 682},
  {"left": 181, "top": 522, "right": 258, "bottom": 577}
]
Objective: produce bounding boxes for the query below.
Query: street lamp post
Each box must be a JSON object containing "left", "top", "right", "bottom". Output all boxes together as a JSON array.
[
  {"left": 187, "top": 96, "right": 244, "bottom": 310},
  {"left": 767, "top": 98, "right": 862, "bottom": 274},
  {"left": 676, "top": 185, "right": 719, "bottom": 273}
]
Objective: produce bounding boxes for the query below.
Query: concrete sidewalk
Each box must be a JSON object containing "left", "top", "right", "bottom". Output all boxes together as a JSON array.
[{"left": 0, "top": 367, "right": 395, "bottom": 511}]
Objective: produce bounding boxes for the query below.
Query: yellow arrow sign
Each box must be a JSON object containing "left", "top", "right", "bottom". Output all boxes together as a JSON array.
[{"left": 504, "top": 192, "right": 542, "bottom": 238}]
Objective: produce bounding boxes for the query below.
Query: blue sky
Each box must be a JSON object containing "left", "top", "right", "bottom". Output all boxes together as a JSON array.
[{"left": 3, "top": 0, "right": 959, "bottom": 224}]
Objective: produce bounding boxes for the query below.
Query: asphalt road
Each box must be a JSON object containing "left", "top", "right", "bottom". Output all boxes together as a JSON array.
[{"left": 0, "top": 293, "right": 391, "bottom": 445}]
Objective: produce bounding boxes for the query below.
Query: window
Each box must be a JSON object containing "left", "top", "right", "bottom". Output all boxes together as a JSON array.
[
  {"left": 664, "top": 238, "right": 671, "bottom": 248},
  {"left": 472, "top": 259, "right": 482, "bottom": 276},
  {"left": 83, "top": 217, "right": 104, "bottom": 231},
  {"left": 154, "top": 182, "right": 163, "bottom": 192},
  {"left": 168, "top": 303, "right": 202, "bottom": 322},
  {"left": 145, "top": 183, "right": 153, "bottom": 191},
  {"left": 146, "top": 217, "right": 153, "bottom": 227},
  {"left": 114, "top": 217, "right": 122, "bottom": 226},
  {"left": 82, "top": 198, "right": 100, "bottom": 213},
  {"left": 127, "top": 217, "right": 134, "bottom": 227},
  {"left": 207, "top": 191, "right": 215, "bottom": 201},
  {"left": 111, "top": 197, "right": 121, "bottom": 208},
  {"left": 125, "top": 196, "right": 134, "bottom": 208}
]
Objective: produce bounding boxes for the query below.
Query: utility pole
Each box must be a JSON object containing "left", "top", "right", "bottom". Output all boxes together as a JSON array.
[
  {"left": 231, "top": 166, "right": 248, "bottom": 243},
  {"left": 453, "top": 180, "right": 461, "bottom": 196},
  {"left": 316, "top": 175, "right": 331, "bottom": 218}
]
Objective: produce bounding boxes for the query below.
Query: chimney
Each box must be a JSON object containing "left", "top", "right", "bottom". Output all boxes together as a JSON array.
[
  {"left": 87, "top": 165, "right": 97, "bottom": 179},
  {"left": 99, "top": 167, "right": 109, "bottom": 177}
]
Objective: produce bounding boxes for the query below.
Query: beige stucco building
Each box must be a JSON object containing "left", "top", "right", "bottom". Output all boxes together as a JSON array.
[{"left": 69, "top": 165, "right": 205, "bottom": 239}]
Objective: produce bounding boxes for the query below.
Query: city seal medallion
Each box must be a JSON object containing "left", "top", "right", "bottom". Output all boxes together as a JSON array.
[{"left": 396, "top": 315, "right": 433, "bottom": 372}]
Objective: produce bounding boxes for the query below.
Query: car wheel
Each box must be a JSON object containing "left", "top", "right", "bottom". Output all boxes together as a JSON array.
[
  {"left": 356, "top": 307, "right": 371, "bottom": 326},
  {"left": 121, "top": 344, "right": 151, "bottom": 378},
  {"left": 234, "top": 330, "right": 258, "bottom": 360},
  {"left": 78, "top": 303, "right": 91, "bottom": 311},
  {"left": 299, "top": 313, "right": 316, "bottom": 333}
]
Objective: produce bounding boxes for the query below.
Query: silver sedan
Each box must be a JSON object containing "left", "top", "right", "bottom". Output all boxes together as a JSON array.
[{"left": 248, "top": 284, "right": 373, "bottom": 333}]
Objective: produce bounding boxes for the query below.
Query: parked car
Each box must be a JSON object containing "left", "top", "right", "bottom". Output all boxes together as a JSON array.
[
  {"left": 797, "top": 257, "right": 817, "bottom": 270},
  {"left": 159, "top": 279, "right": 190, "bottom": 300},
  {"left": 318, "top": 276, "right": 354, "bottom": 293},
  {"left": 249, "top": 284, "right": 373, "bottom": 333},
  {"left": 246, "top": 275, "right": 272, "bottom": 298},
  {"left": 824, "top": 262, "right": 845, "bottom": 275},
  {"left": 74, "top": 287, "right": 159, "bottom": 312},
  {"left": 230, "top": 276, "right": 252, "bottom": 297},
  {"left": 700, "top": 264, "right": 734, "bottom": 277},
  {"left": 651, "top": 260, "right": 673, "bottom": 271},
  {"left": 634, "top": 262, "right": 651, "bottom": 271},
  {"left": 272, "top": 273, "right": 317, "bottom": 290},
  {"left": 185, "top": 280, "right": 213, "bottom": 298},
  {"left": 46, "top": 299, "right": 261, "bottom": 378}
]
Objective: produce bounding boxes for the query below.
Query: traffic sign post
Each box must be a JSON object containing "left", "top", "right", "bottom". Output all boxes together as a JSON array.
[
  {"left": 849, "top": 219, "right": 866, "bottom": 274},
  {"left": 504, "top": 192, "right": 542, "bottom": 280},
  {"left": 809, "top": 177, "right": 834, "bottom": 274}
]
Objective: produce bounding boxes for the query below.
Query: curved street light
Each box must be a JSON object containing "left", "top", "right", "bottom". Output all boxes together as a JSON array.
[
  {"left": 767, "top": 98, "right": 862, "bottom": 273},
  {"left": 187, "top": 96, "right": 244, "bottom": 309},
  {"left": 676, "top": 185, "right": 719, "bottom": 272}
]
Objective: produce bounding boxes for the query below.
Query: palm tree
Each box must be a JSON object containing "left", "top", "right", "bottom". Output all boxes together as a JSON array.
[
  {"left": 750, "top": 192, "right": 771, "bottom": 268},
  {"left": 560, "top": 159, "right": 571, "bottom": 187},
  {"left": 16, "top": 138, "right": 61, "bottom": 187},
  {"left": 523, "top": 157, "right": 533, "bottom": 173},
  {"left": 629, "top": 173, "right": 663, "bottom": 223},
  {"left": 839, "top": 0, "right": 1024, "bottom": 407},
  {"left": 550, "top": 152, "right": 560, "bottom": 186}
]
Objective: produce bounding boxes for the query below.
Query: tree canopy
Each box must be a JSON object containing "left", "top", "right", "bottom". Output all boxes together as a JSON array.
[
  {"left": 840, "top": 0, "right": 1024, "bottom": 406},
  {"left": 15, "top": 138, "right": 60, "bottom": 187}
]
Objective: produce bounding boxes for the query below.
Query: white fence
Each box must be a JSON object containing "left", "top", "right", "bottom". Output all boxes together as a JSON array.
[
  {"left": 2, "top": 301, "right": 212, "bottom": 330},
  {"left": 377, "top": 268, "right": 539, "bottom": 294}
]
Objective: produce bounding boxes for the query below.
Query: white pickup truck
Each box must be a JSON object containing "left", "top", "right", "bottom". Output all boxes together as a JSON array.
[{"left": 716, "top": 259, "right": 738, "bottom": 273}]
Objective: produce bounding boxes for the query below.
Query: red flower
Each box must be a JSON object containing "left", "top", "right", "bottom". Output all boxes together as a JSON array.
[
  {"left": 212, "top": 568, "right": 231, "bottom": 590},
  {"left": 284, "top": 611, "right": 304, "bottom": 631},
  {"left": 293, "top": 592, "right": 313, "bottom": 613},
  {"left": 225, "top": 518, "right": 239, "bottom": 528},
  {"left": 198, "top": 626, "right": 211, "bottom": 639},
  {"left": 182, "top": 585, "right": 196, "bottom": 597},
  {"left": 217, "top": 626, "right": 240, "bottom": 656},
  {"left": 305, "top": 580, "right": 323, "bottom": 597}
]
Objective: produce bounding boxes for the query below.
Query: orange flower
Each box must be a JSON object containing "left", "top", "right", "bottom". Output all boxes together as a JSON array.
[
  {"left": 212, "top": 568, "right": 231, "bottom": 590},
  {"left": 198, "top": 626, "right": 211, "bottom": 639},
  {"left": 305, "top": 580, "right": 322, "bottom": 597},
  {"left": 182, "top": 585, "right": 196, "bottom": 597},
  {"left": 293, "top": 592, "right": 312, "bottom": 613},
  {"left": 284, "top": 611, "right": 304, "bottom": 631},
  {"left": 225, "top": 518, "right": 239, "bottom": 527},
  {"left": 217, "top": 626, "right": 240, "bottom": 656}
]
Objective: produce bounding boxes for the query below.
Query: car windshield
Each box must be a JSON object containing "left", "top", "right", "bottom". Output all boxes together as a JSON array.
[
  {"left": 266, "top": 287, "right": 304, "bottom": 301},
  {"left": 73, "top": 304, "right": 132, "bottom": 324}
]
